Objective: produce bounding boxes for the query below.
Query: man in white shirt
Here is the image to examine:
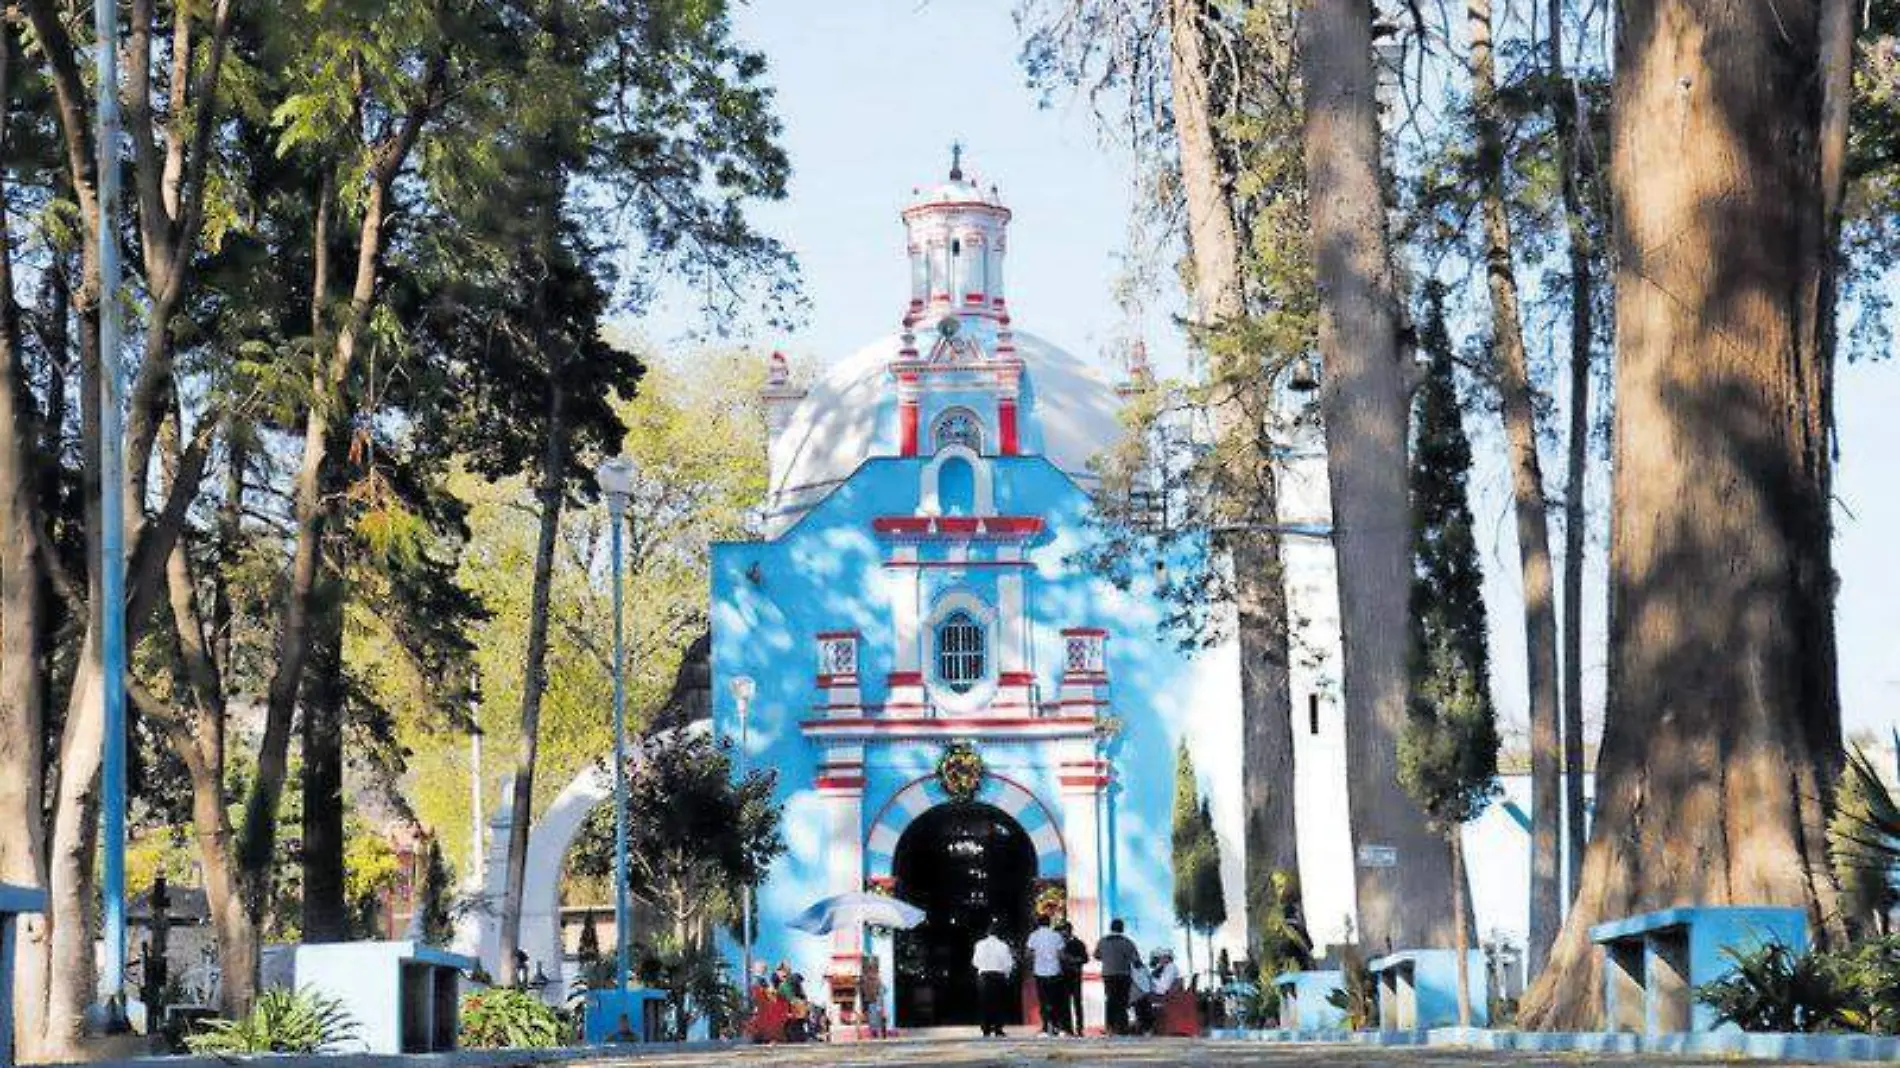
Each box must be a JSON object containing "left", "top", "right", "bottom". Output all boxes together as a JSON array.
[
  {"left": 1024, "top": 915, "right": 1070, "bottom": 1036},
  {"left": 971, "top": 919, "right": 1016, "bottom": 1037}
]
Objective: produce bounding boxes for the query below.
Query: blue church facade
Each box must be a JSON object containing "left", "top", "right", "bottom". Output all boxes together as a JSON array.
[{"left": 707, "top": 158, "right": 1352, "bottom": 1031}]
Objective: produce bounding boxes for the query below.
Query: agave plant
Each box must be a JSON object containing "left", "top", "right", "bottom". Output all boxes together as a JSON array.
[
  {"left": 1829, "top": 746, "right": 1900, "bottom": 934},
  {"left": 186, "top": 988, "right": 359, "bottom": 1054},
  {"left": 1696, "top": 942, "right": 1857, "bottom": 1033}
]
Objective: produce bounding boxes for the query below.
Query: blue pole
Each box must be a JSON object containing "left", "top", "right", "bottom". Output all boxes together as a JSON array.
[
  {"left": 609, "top": 495, "right": 629, "bottom": 991},
  {"left": 94, "top": 0, "right": 129, "bottom": 1015}
]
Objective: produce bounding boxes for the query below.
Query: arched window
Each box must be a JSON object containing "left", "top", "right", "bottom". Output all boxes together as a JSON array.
[
  {"left": 938, "top": 457, "right": 976, "bottom": 515},
  {"left": 936, "top": 611, "right": 986, "bottom": 694},
  {"left": 933, "top": 408, "right": 983, "bottom": 453}
]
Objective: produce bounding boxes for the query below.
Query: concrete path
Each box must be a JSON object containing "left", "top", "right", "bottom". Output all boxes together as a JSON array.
[{"left": 572, "top": 1036, "right": 1885, "bottom": 1066}]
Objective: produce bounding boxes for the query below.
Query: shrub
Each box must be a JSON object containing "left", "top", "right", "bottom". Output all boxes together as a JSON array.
[
  {"left": 460, "top": 987, "right": 569, "bottom": 1049},
  {"left": 185, "top": 988, "right": 359, "bottom": 1054},
  {"left": 1696, "top": 941, "right": 1856, "bottom": 1033},
  {"left": 1324, "top": 946, "right": 1377, "bottom": 1031}
]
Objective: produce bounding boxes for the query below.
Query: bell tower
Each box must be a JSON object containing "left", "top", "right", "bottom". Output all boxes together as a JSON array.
[
  {"left": 899, "top": 144, "right": 1013, "bottom": 327},
  {"left": 890, "top": 147, "right": 1024, "bottom": 459}
]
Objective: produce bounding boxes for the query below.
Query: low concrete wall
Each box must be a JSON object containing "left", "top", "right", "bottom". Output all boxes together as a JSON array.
[
  {"left": 64, "top": 1039, "right": 734, "bottom": 1068},
  {"left": 1209, "top": 1026, "right": 1900, "bottom": 1061}
]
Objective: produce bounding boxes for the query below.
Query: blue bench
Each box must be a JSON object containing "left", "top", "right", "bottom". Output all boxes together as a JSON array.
[
  {"left": 294, "top": 940, "right": 476, "bottom": 1053},
  {"left": 0, "top": 884, "right": 45, "bottom": 1067},
  {"left": 1273, "top": 969, "right": 1346, "bottom": 1030},
  {"left": 1368, "top": 949, "right": 1489, "bottom": 1029},
  {"left": 581, "top": 987, "right": 668, "bottom": 1043},
  {"left": 1589, "top": 906, "right": 1808, "bottom": 1035}
]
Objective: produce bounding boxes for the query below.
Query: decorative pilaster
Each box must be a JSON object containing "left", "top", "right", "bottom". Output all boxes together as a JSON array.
[
  {"left": 993, "top": 551, "right": 1035, "bottom": 714},
  {"left": 887, "top": 546, "right": 927, "bottom": 716},
  {"left": 1058, "top": 628, "right": 1109, "bottom": 716},
  {"left": 897, "top": 369, "right": 922, "bottom": 457},
  {"left": 1059, "top": 740, "right": 1111, "bottom": 1033},
  {"left": 816, "top": 746, "right": 866, "bottom": 993},
  {"left": 995, "top": 344, "right": 1022, "bottom": 456},
  {"left": 816, "top": 631, "right": 861, "bottom": 718}
]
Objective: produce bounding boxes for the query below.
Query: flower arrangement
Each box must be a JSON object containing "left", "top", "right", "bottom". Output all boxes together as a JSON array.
[
  {"left": 936, "top": 741, "right": 984, "bottom": 802},
  {"left": 1034, "top": 881, "right": 1069, "bottom": 923}
]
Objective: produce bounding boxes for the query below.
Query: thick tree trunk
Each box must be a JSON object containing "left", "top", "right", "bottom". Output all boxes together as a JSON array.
[
  {"left": 1467, "top": 0, "right": 1563, "bottom": 978},
  {"left": 0, "top": 21, "right": 47, "bottom": 901},
  {"left": 1450, "top": 832, "right": 1471, "bottom": 1027},
  {"left": 1547, "top": 0, "right": 1596, "bottom": 908},
  {"left": 1300, "top": 0, "right": 1453, "bottom": 954},
  {"left": 1168, "top": 0, "right": 1302, "bottom": 947},
  {"left": 497, "top": 373, "right": 567, "bottom": 986},
  {"left": 1517, "top": 0, "right": 1842, "bottom": 1025}
]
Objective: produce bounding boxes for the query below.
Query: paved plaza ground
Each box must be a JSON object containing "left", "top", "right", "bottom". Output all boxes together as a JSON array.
[{"left": 564, "top": 1036, "right": 1884, "bottom": 1067}]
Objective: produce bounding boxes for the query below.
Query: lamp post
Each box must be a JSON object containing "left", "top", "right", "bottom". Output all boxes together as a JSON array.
[
  {"left": 596, "top": 456, "right": 637, "bottom": 991},
  {"left": 729, "top": 675, "right": 756, "bottom": 995},
  {"left": 94, "top": 0, "right": 130, "bottom": 1022}
]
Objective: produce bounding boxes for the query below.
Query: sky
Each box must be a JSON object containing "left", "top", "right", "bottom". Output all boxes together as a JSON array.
[{"left": 634, "top": 0, "right": 1900, "bottom": 740}]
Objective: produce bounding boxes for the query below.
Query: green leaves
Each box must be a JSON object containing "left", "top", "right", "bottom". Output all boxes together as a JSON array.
[
  {"left": 186, "top": 989, "right": 361, "bottom": 1054},
  {"left": 459, "top": 987, "right": 570, "bottom": 1049}
]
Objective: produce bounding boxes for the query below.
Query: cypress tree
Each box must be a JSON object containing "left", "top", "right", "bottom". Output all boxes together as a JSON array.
[
  {"left": 1397, "top": 286, "right": 1502, "bottom": 1025},
  {"left": 1194, "top": 796, "right": 1228, "bottom": 968},
  {"left": 1172, "top": 741, "right": 1200, "bottom": 926}
]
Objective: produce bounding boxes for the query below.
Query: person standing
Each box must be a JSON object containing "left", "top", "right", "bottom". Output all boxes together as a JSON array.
[
  {"left": 1094, "top": 918, "right": 1141, "bottom": 1035},
  {"left": 859, "top": 955, "right": 886, "bottom": 1039},
  {"left": 1025, "top": 915, "right": 1068, "bottom": 1035},
  {"left": 972, "top": 919, "right": 1016, "bottom": 1038},
  {"left": 1058, "top": 922, "right": 1088, "bottom": 1035}
]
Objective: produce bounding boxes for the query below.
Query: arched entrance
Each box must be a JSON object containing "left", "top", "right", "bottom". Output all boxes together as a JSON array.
[{"left": 891, "top": 801, "right": 1036, "bottom": 1029}]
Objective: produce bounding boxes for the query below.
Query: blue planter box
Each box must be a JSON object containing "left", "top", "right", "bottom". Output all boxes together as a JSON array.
[
  {"left": 1589, "top": 906, "right": 1808, "bottom": 1035},
  {"left": 1368, "top": 949, "right": 1488, "bottom": 1029},
  {"left": 0, "top": 884, "right": 45, "bottom": 1067},
  {"left": 1273, "top": 969, "right": 1346, "bottom": 1031},
  {"left": 580, "top": 987, "right": 668, "bottom": 1044}
]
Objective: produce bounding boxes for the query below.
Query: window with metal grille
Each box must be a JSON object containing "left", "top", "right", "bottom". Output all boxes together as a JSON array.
[{"left": 936, "top": 611, "right": 986, "bottom": 693}]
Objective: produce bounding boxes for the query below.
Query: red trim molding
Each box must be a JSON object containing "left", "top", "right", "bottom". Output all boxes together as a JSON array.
[
  {"left": 998, "top": 397, "right": 1019, "bottom": 455},
  {"left": 873, "top": 515, "right": 1044, "bottom": 539},
  {"left": 816, "top": 629, "right": 860, "bottom": 640},
  {"left": 887, "top": 671, "right": 924, "bottom": 686},
  {"left": 815, "top": 774, "right": 867, "bottom": 791},
  {"left": 1062, "top": 627, "right": 1109, "bottom": 637},
  {"left": 999, "top": 671, "right": 1035, "bottom": 685},
  {"left": 815, "top": 674, "right": 859, "bottom": 689}
]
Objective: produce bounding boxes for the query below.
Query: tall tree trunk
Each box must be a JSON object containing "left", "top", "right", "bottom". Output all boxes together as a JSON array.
[
  {"left": 0, "top": 29, "right": 53, "bottom": 1057},
  {"left": 1517, "top": 0, "right": 1842, "bottom": 1025},
  {"left": 301, "top": 565, "right": 348, "bottom": 943},
  {"left": 1450, "top": 832, "right": 1472, "bottom": 1026},
  {"left": 1168, "top": 0, "right": 1302, "bottom": 950},
  {"left": 1467, "top": 0, "right": 1563, "bottom": 978},
  {"left": 497, "top": 370, "right": 568, "bottom": 986},
  {"left": 1300, "top": 0, "right": 1453, "bottom": 954},
  {"left": 1547, "top": 0, "right": 1598, "bottom": 909},
  {"left": 0, "top": 18, "right": 47, "bottom": 904}
]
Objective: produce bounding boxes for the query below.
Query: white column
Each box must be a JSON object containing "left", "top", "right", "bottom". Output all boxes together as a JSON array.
[
  {"left": 1060, "top": 741, "right": 1109, "bottom": 1033},
  {"left": 886, "top": 546, "right": 926, "bottom": 716}
]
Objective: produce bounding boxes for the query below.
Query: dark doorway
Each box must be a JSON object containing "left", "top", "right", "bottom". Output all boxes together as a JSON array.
[{"left": 891, "top": 801, "right": 1036, "bottom": 1029}]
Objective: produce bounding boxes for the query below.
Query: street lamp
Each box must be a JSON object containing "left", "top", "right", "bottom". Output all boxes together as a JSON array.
[
  {"left": 728, "top": 675, "right": 757, "bottom": 995},
  {"left": 596, "top": 455, "right": 637, "bottom": 991}
]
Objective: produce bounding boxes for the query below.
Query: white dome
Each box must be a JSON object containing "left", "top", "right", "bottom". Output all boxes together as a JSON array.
[{"left": 764, "top": 328, "right": 1126, "bottom": 532}]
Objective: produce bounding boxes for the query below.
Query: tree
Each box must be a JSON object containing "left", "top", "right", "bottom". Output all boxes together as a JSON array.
[
  {"left": 1398, "top": 290, "right": 1502, "bottom": 1027},
  {"left": 1172, "top": 740, "right": 1202, "bottom": 972},
  {"left": 1463, "top": 0, "right": 1564, "bottom": 977},
  {"left": 1518, "top": 0, "right": 1848, "bottom": 1022},
  {"left": 1299, "top": 0, "right": 1455, "bottom": 954},
  {"left": 1015, "top": 0, "right": 1309, "bottom": 953},
  {"left": 1193, "top": 796, "right": 1229, "bottom": 969},
  {"left": 570, "top": 731, "right": 783, "bottom": 952}
]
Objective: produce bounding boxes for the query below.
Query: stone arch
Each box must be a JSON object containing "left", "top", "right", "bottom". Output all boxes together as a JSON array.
[
  {"left": 864, "top": 772, "right": 1066, "bottom": 883},
  {"left": 465, "top": 763, "right": 610, "bottom": 1003},
  {"left": 918, "top": 444, "right": 994, "bottom": 516}
]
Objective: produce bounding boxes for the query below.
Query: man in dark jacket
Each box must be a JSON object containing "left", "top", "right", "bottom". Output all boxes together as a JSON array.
[
  {"left": 1094, "top": 918, "right": 1142, "bottom": 1034},
  {"left": 1058, "top": 922, "right": 1088, "bottom": 1034}
]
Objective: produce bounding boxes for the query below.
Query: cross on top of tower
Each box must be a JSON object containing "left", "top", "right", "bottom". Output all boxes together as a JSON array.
[{"left": 949, "top": 141, "right": 964, "bottom": 181}]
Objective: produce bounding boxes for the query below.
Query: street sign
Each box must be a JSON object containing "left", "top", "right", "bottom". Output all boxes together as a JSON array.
[{"left": 1357, "top": 844, "right": 1399, "bottom": 868}]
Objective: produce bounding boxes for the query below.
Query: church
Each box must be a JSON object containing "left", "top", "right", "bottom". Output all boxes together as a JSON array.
[{"left": 708, "top": 156, "right": 1359, "bottom": 1031}]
